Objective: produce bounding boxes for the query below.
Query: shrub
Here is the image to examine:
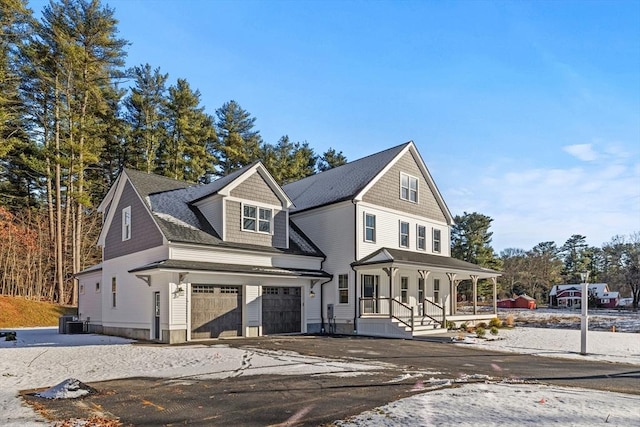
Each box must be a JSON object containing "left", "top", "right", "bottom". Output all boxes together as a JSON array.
[
  {"left": 505, "top": 314, "right": 515, "bottom": 327},
  {"left": 476, "top": 327, "right": 486, "bottom": 338},
  {"left": 460, "top": 322, "right": 468, "bottom": 331},
  {"left": 446, "top": 320, "right": 456, "bottom": 330},
  {"left": 477, "top": 321, "right": 488, "bottom": 329},
  {"left": 490, "top": 326, "right": 499, "bottom": 336},
  {"left": 489, "top": 317, "right": 502, "bottom": 328}
]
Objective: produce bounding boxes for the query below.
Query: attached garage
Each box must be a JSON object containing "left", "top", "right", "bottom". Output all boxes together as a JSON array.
[
  {"left": 262, "top": 286, "right": 301, "bottom": 334},
  {"left": 191, "top": 285, "right": 242, "bottom": 339}
]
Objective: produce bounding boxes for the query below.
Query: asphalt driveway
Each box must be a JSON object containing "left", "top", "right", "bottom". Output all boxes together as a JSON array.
[{"left": 23, "top": 335, "right": 640, "bottom": 426}]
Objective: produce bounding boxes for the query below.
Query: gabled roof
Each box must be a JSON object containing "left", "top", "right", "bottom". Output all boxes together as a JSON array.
[
  {"left": 105, "top": 165, "right": 323, "bottom": 257},
  {"left": 353, "top": 247, "right": 500, "bottom": 278},
  {"left": 549, "top": 283, "right": 608, "bottom": 296},
  {"left": 283, "top": 142, "right": 409, "bottom": 212}
]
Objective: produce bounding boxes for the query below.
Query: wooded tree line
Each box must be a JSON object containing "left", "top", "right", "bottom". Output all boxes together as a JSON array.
[
  {"left": 0, "top": 0, "right": 346, "bottom": 305},
  {"left": 452, "top": 212, "right": 640, "bottom": 310},
  {"left": 1, "top": 1, "right": 637, "bottom": 311}
]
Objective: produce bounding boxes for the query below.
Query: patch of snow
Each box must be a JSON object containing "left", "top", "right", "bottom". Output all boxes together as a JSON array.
[
  {"left": 34, "top": 378, "right": 92, "bottom": 400},
  {"left": 335, "top": 382, "right": 640, "bottom": 427},
  {"left": 453, "top": 327, "right": 640, "bottom": 365}
]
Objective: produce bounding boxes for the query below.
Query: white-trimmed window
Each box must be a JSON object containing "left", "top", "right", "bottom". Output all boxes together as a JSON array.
[
  {"left": 122, "top": 206, "right": 131, "bottom": 241},
  {"left": 338, "top": 274, "right": 349, "bottom": 304},
  {"left": 401, "top": 277, "right": 409, "bottom": 303},
  {"left": 242, "top": 204, "right": 272, "bottom": 234},
  {"left": 418, "top": 278, "right": 425, "bottom": 303},
  {"left": 364, "top": 213, "right": 376, "bottom": 242},
  {"left": 111, "top": 277, "right": 117, "bottom": 308},
  {"left": 400, "top": 221, "right": 409, "bottom": 248},
  {"left": 95, "top": 282, "right": 100, "bottom": 293},
  {"left": 433, "top": 228, "right": 441, "bottom": 253},
  {"left": 433, "top": 278, "right": 440, "bottom": 303},
  {"left": 79, "top": 284, "right": 85, "bottom": 294},
  {"left": 417, "top": 225, "right": 426, "bottom": 250},
  {"left": 400, "top": 173, "right": 418, "bottom": 203}
]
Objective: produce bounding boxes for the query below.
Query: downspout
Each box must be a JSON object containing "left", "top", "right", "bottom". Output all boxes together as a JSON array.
[
  {"left": 318, "top": 255, "right": 332, "bottom": 334},
  {"left": 352, "top": 200, "right": 358, "bottom": 334}
]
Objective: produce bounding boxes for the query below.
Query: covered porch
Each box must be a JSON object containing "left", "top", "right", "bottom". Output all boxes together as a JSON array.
[{"left": 352, "top": 248, "right": 501, "bottom": 338}]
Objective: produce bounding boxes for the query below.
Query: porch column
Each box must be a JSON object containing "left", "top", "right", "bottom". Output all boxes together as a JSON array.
[
  {"left": 470, "top": 275, "right": 479, "bottom": 315},
  {"left": 383, "top": 267, "right": 398, "bottom": 317},
  {"left": 446, "top": 272, "right": 457, "bottom": 316},
  {"left": 491, "top": 276, "right": 498, "bottom": 314}
]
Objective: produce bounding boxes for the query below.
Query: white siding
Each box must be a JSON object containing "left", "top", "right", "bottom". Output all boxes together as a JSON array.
[
  {"left": 356, "top": 202, "right": 450, "bottom": 260},
  {"left": 291, "top": 202, "right": 355, "bottom": 322},
  {"left": 245, "top": 285, "right": 261, "bottom": 327},
  {"left": 169, "top": 246, "right": 323, "bottom": 271},
  {"left": 100, "top": 246, "right": 169, "bottom": 337},
  {"left": 77, "top": 271, "right": 102, "bottom": 323}
]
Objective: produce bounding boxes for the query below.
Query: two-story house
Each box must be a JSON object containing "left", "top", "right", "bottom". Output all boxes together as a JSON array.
[
  {"left": 77, "top": 141, "right": 500, "bottom": 342},
  {"left": 549, "top": 283, "right": 619, "bottom": 309}
]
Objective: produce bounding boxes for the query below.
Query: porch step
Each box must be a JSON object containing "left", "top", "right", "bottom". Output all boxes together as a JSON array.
[{"left": 390, "top": 317, "right": 444, "bottom": 337}]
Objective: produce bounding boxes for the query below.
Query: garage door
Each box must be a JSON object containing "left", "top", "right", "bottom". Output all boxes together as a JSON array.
[
  {"left": 262, "top": 287, "right": 301, "bottom": 335},
  {"left": 191, "top": 285, "right": 242, "bottom": 339}
]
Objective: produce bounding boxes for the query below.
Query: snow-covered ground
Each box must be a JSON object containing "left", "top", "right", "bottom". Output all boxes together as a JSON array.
[{"left": 1, "top": 320, "right": 639, "bottom": 426}]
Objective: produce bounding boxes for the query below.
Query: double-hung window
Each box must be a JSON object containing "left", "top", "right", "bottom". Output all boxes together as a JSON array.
[
  {"left": 338, "top": 274, "right": 349, "bottom": 304},
  {"left": 433, "top": 278, "right": 440, "bottom": 303},
  {"left": 111, "top": 277, "right": 117, "bottom": 308},
  {"left": 364, "top": 213, "right": 376, "bottom": 242},
  {"left": 243, "top": 204, "right": 272, "bottom": 234},
  {"left": 399, "top": 221, "right": 409, "bottom": 248},
  {"left": 418, "top": 278, "right": 425, "bottom": 304},
  {"left": 122, "top": 206, "right": 131, "bottom": 241},
  {"left": 400, "top": 173, "right": 418, "bottom": 203},
  {"left": 400, "top": 277, "right": 409, "bottom": 303},
  {"left": 417, "top": 225, "right": 426, "bottom": 250},
  {"left": 433, "top": 228, "right": 441, "bottom": 253}
]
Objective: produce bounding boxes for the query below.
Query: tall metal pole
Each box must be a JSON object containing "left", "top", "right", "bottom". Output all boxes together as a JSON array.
[{"left": 580, "top": 271, "right": 590, "bottom": 355}]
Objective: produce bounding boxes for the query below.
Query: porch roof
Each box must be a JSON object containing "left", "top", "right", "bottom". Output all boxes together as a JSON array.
[
  {"left": 128, "top": 259, "right": 331, "bottom": 279},
  {"left": 352, "top": 248, "right": 501, "bottom": 278}
]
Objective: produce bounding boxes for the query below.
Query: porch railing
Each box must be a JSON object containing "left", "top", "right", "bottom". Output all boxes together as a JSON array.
[
  {"left": 422, "top": 298, "right": 445, "bottom": 328},
  {"left": 360, "top": 297, "right": 414, "bottom": 331}
]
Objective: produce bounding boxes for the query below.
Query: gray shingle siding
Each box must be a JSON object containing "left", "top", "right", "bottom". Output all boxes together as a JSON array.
[
  {"left": 230, "top": 172, "right": 281, "bottom": 205},
  {"left": 225, "top": 200, "right": 287, "bottom": 248},
  {"left": 104, "top": 181, "right": 164, "bottom": 260},
  {"left": 362, "top": 151, "right": 447, "bottom": 222}
]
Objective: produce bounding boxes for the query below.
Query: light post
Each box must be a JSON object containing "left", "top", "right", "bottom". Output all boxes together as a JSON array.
[{"left": 580, "top": 271, "right": 590, "bottom": 355}]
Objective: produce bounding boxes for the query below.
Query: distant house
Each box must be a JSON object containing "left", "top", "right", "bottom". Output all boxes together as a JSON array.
[
  {"left": 549, "top": 283, "right": 619, "bottom": 309},
  {"left": 497, "top": 294, "right": 536, "bottom": 310}
]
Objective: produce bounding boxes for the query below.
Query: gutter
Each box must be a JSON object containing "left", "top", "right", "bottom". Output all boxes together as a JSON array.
[{"left": 352, "top": 200, "right": 358, "bottom": 334}]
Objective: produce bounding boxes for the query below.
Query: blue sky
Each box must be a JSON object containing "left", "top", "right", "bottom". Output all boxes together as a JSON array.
[{"left": 29, "top": 0, "right": 640, "bottom": 251}]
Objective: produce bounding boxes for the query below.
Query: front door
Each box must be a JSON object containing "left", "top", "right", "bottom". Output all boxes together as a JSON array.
[
  {"left": 153, "top": 292, "right": 160, "bottom": 340},
  {"left": 362, "top": 274, "right": 379, "bottom": 313}
]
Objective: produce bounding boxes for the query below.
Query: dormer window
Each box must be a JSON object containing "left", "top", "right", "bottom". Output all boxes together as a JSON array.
[
  {"left": 243, "top": 204, "right": 272, "bottom": 234},
  {"left": 400, "top": 173, "right": 418, "bottom": 203},
  {"left": 122, "top": 206, "right": 131, "bottom": 241}
]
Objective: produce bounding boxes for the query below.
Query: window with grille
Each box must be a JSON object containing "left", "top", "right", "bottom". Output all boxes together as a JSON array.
[
  {"left": 401, "top": 277, "right": 409, "bottom": 303},
  {"left": 338, "top": 274, "right": 349, "bottom": 304},
  {"left": 417, "top": 225, "right": 426, "bottom": 250},
  {"left": 400, "top": 173, "right": 418, "bottom": 203},
  {"left": 122, "top": 206, "right": 131, "bottom": 241},
  {"left": 264, "top": 287, "right": 279, "bottom": 295},
  {"left": 400, "top": 221, "right": 409, "bottom": 248},
  {"left": 433, "top": 278, "right": 440, "bottom": 303},
  {"left": 242, "top": 204, "right": 272, "bottom": 234},
  {"left": 364, "top": 213, "right": 376, "bottom": 242},
  {"left": 418, "top": 278, "right": 424, "bottom": 303},
  {"left": 433, "top": 228, "right": 441, "bottom": 253},
  {"left": 111, "top": 277, "right": 117, "bottom": 308}
]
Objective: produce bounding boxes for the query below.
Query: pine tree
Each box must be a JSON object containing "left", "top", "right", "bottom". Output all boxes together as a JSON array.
[
  {"left": 213, "top": 100, "right": 262, "bottom": 176},
  {"left": 260, "top": 136, "right": 317, "bottom": 185},
  {"left": 317, "top": 147, "right": 347, "bottom": 172},
  {"left": 451, "top": 211, "right": 501, "bottom": 270},
  {"left": 158, "top": 78, "right": 216, "bottom": 182},
  {"left": 123, "top": 63, "right": 168, "bottom": 173},
  {"left": 22, "top": 0, "right": 127, "bottom": 304}
]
